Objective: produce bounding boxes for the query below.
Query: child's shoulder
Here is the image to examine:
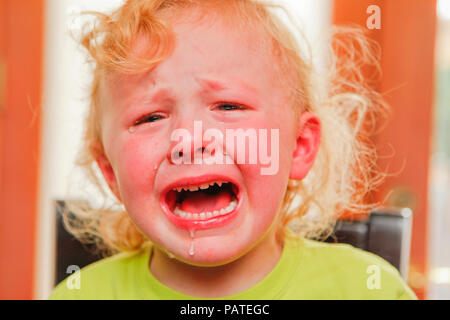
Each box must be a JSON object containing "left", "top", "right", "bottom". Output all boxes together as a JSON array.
[
  {"left": 49, "top": 247, "right": 149, "bottom": 300},
  {"left": 300, "top": 237, "right": 401, "bottom": 274},
  {"left": 285, "top": 236, "right": 417, "bottom": 299}
]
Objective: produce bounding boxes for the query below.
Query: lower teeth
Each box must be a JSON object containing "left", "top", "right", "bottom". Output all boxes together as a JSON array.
[{"left": 174, "top": 200, "right": 237, "bottom": 220}]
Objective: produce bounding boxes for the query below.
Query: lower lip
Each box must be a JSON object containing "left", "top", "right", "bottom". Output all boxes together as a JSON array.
[{"left": 160, "top": 198, "right": 242, "bottom": 231}]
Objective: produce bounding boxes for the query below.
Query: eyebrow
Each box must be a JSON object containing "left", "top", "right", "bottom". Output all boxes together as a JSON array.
[
  {"left": 145, "top": 87, "right": 174, "bottom": 104},
  {"left": 141, "top": 76, "right": 259, "bottom": 106},
  {"left": 196, "top": 77, "right": 229, "bottom": 92},
  {"left": 195, "top": 76, "right": 259, "bottom": 96}
]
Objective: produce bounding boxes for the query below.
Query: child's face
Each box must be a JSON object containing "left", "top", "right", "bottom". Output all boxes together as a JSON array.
[{"left": 98, "top": 17, "right": 310, "bottom": 265}]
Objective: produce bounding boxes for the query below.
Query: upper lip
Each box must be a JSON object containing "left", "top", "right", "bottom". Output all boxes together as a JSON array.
[{"left": 161, "top": 174, "right": 240, "bottom": 196}]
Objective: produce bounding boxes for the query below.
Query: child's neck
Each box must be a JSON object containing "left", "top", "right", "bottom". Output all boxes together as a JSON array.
[{"left": 149, "top": 228, "right": 283, "bottom": 298}]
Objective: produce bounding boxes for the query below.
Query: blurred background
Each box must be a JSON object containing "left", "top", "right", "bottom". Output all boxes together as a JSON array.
[{"left": 0, "top": 0, "right": 448, "bottom": 300}]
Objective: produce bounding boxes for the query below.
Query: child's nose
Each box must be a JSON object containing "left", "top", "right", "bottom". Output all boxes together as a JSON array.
[
  {"left": 168, "top": 146, "right": 209, "bottom": 165},
  {"left": 166, "top": 125, "right": 214, "bottom": 165}
]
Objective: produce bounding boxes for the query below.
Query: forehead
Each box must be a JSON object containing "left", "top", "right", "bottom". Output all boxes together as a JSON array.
[
  {"left": 164, "top": 17, "right": 276, "bottom": 79},
  {"left": 104, "top": 15, "right": 283, "bottom": 100}
]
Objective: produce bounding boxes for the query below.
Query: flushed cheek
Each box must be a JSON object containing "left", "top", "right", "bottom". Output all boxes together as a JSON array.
[
  {"left": 114, "top": 138, "right": 163, "bottom": 201},
  {"left": 113, "top": 141, "right": 168, "bottom": 242},
  {"left": 246, "top": 176, "right": 287, "bottom": 230},
  {"left": 237, "top": 127, "right": 294, "bottom": 236}
]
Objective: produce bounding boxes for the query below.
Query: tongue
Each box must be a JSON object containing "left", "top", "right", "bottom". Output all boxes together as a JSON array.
[{"left": 180, "top": 189, "right": 233, "bottom": 214}]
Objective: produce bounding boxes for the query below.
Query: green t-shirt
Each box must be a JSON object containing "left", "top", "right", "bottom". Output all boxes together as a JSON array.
[{"left": 50, "top": 235, "right": 417, "bottom": 300}]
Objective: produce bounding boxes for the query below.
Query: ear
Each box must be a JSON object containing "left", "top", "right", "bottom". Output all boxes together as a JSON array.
[
  {"left": 289, "top": 112, "right": 321, "bottom": 180},
  {"left": 96, "top": 152, "right": 122, "bottom": 202}
]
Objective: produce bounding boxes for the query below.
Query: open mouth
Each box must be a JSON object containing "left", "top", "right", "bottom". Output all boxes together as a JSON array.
[{"left": 164, "top": 181, "right": 239, "bottom": 222}]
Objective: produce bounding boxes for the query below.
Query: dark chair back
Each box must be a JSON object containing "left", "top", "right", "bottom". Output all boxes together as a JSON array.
[
  {"left": 54, "top": 201, "right": 102, "bottom": 285},
  {"left": 325, "top": 207, "right": 413, "bottom": 279}
]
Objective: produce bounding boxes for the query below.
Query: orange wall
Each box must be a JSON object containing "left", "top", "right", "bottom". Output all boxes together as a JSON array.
[
  {"left": 0, "top": 0, "right": 44, "bottom": 299},
  {"left": 334, "top": 0, "right": 437, "bottom": 299}
]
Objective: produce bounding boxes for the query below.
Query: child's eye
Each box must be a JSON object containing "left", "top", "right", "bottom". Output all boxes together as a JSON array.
[
  {"left": 214, "top": 103, "right": 246, "bottom": 111},
  {"left": 134, "top": 113, "right": 166, "bottom": 126}
]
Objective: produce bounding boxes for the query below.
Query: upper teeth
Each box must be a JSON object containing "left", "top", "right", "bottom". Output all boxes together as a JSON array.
[{"left": 173, "top": 181, "right": 225, "bottom": 192}]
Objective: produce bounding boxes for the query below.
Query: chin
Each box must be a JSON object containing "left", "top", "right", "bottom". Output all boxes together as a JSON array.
[
  {"left": 166, "top": 229, "right": 263, "bottom": 267},
  {"left": 173, "top": 246, "right": 248, "bottom": 267}
]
